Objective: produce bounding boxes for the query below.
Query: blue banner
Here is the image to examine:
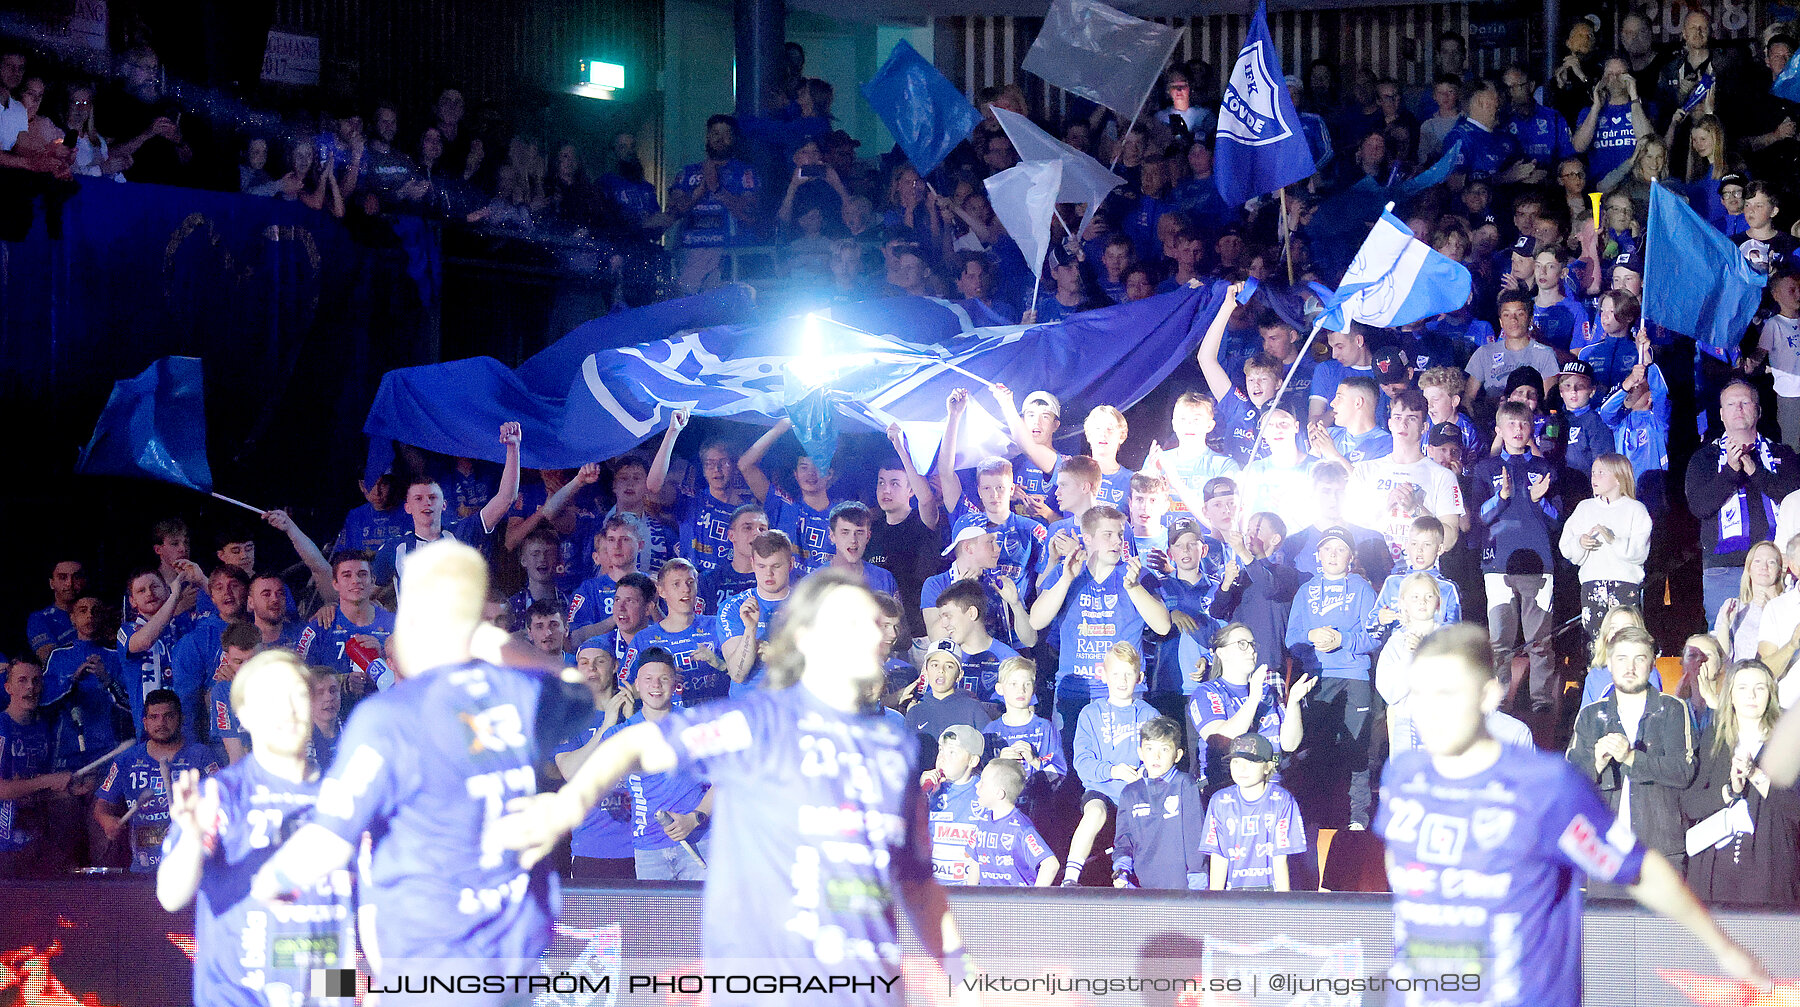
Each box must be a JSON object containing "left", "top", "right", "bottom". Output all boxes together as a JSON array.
[
  {"left": 1214, "top": 1, "right": 1316, "bottom": 207},
  {"left": 1643, "top": 182, "right": 1767, "bottom": 351},
  {"left": 75, "top": 356, "right": 213, "bottom": 492}
]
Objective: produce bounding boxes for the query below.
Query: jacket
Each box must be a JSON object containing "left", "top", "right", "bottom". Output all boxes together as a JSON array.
[
  {"left": 1684, "top": 435, "right": 1800, "bottom": 571},
  {"left": 1111, "top": 768, "right": 1208, "bottom": 890},
  {"left": 1568, "top": 690, "right": 1698, "bottom": 858}
]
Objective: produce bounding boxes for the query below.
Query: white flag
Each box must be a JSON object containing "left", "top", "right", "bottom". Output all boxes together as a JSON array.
[
  {"left": 984, "top": 159, "right": 1064, "bottom": 285},
  {"left": 992, "top": 107, "right": 1124, "bottom": 240}
]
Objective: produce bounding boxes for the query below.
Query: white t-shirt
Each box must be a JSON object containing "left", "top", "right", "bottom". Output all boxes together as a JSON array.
[
  {"left": 0, "top": 95, "right": 27, "bottom": 154},
  {"left": 1615, "top": 694, "right": 1647, "bottom": 827},
  {"left": 1756, "top": 591, "right": 1800, "bottom": 676},
  {"left": 1346, "top": 455, "right": 1465, "bottom": 559},
  {"left": 1760, "top": 314, "right": 1800, "bottom": 398}
]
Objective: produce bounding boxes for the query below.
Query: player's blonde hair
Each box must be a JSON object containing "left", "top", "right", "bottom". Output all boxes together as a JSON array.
[{"left": 230, "top": 649, "right": 315, "bottom": 716}]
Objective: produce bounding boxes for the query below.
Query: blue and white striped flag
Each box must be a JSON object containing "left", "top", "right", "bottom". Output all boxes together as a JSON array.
[{"left": 1317, "top": 210, "right": 1472, "bottom": 332}]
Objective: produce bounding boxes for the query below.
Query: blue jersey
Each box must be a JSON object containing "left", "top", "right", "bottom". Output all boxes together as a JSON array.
[
  {"left": 370, "top": 513, "right": 496, "bottom": 589},
  {"left": 0, "top": 712, "right": 51, "bottom": 852},
  {"left": 926, "top": 775, "right": 983, "bottom": 885},
  {"left": 208, "top": 676, "right": 245, "bottom": 750},
  {"left": 1187, "top": 679, "right": 1287, "bottom": 788},
  {"left": 1073, "top": 698, "right": 1160, "bottom": 801},
  {"left": 1445, "top": 118, "right": 1523, "bottom": 179},
  {"left": 1054, "top": 563, "right": 1156, "bottom": 700},
  {"left": 310, "top": 660, "right": 591, "bottom": 969},
  {"left": 295, "top": 607, "right": 397, "bottom": 678},
  {"left": 1378, "top": 747, "right": 1647, "bottom": 1007},
  {"left": 1505, "top": 104, "right": 1575, "bottom": 165},
  {"left": 1198, "top": 782, "right": 1306, "bottom": 889},
  {"left": 951, "top": 496, "right": 1046, "bottom": 591},
  {"left": 1011, "top": 450, "right": 1065, "bottom": 510},
  {"left": 698, "top": 566, "right": 757, "bottom": 618},
  {"left": 1156, "top": 574, "right": 1220, "bottom": 694},
  {"left": 1094, "top": 467, "right": 1133, "bottom": 510},
  {"left": 802, "top": 559, "right": 899, "bottom": 598},
  {"left": 26, "top": 605, "right": 74, "bottom": 658},
  {"left": 1329, "top": 424, "right": 1395, "bottom": 463},
  {"left": 1532, "top": 298, "right": 1587, "bottom": 353},
  {"left": 983, "top": 715, "right": 1067, "bottom": 781},
  {"left": 720, "top": 588, "right": 789, "bottom": 696},
  {"left": 116, "top": 613, "right": 184, "bottom": 731},
  {"left": 554, "top": 711, "right": 634, "bottom": 860},
  {"left": 445, "top": 467, "right": 495, "bottom": 520},
  {"left": 1310, "top": 360, "right": 1378, "bottom": 412},
  {"left": 1215, "top": 387, "right": 1269, "bottom": 463},
  {"left": 657, "top": 684, "right": 930, "bottom": 1003},
  {"left": 921, "top": 569, "right": 1019, "bottom": 650},
  {"left": 172, "top": 757, "right": 355, "bottom": 1007},
  {"left": 96, "top": 741, "right": 220, "bottom": 872},
  {"left": 672, "top": 490, "right": 745, "bottom": 577},
  {"left": 956, "top": 640, "right": 1021, "bottom": 705},
  {"left": 626, "top": 617, "right": 729, "bottom": 704},
  {"left": 673, "top": 158, "right": 760, "bottom": 247},
  {"left": 969, "top": 807, "right": 1054, "bottom": 886},
  {"left": 567, "top": 573, "right": 622, "bottom": 633},
  {"left": 768, "top": 493, "right": 836, "bottom": 567},
  {"left": 611, "top": 712, "right": 711, "bottom": 852},
  {"left": 333, "top": 503, "right": 407, "bottom": 556},
  {"left": 42, "top": 640, "right": 125, "bottom": 764}
]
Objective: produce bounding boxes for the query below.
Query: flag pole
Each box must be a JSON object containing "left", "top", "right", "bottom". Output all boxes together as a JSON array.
[
  {"left": 1278, "top": 186, "right": 1295, "bottom": 286},
  {"left": 209, "top": 492, "right": 267, "bottom": 516},
  {"left": 1241, "top": 317, "right": 1326, "bottom": 468}
]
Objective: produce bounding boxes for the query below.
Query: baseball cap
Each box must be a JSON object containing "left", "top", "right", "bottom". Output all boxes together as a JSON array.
[
  {"left": 1167, "top": 517, "right": 1204, "bottom": 544},
  {"left": 1720, "top": 172, "right": 1748, "bottom": 191},
  {"left": 1202, "top": 477, "right": 1239, "bottom": 502},
  {"left": 1229, "top": 732, "right": 1276, "bottom": 763},
  {"left": 939, "top": 724, "right": 986, "bottom": 761},
  {"left": 1559, "top": 359, "right": 1595, "bottom": 381},
  {"left": 576, "top": 636, "right": 613, "bottom": 654},
  {"left": 1611, "top": 247, "right": 1640, "bottom": 274},
  {"left": 1022, "top": 390, "right": 1062, "bottom": 417},
  {"left": 1510, "top": 234, "right": 1537, "bottom": 258},
  {"left": 1428, "top": 421, "right": 1464, "bottom": 447},
  {"left": 1371, "top": 345, "right": 1410, "bottom": 382},
  {"left": 941, "top": 514, "right": 994, "bottom": 556},
  {"left": 1314, "top": 526, "right": 1354, "bottom": 553}
]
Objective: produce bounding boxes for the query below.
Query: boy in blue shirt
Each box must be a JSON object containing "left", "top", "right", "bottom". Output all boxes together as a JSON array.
[
  {"left": 1, "top": 657, "right": 92, "bottom": 877},
  {"left": 938, "top": 395, "right": 1050, "bottom": 592},
  {"left": 1371, "top": 516, "right": 1463, "bottom": 634},
  {"left": 41, "top": 595, "right": 128, "bottom": 764},
  {"left": 1062, "top": 642, "right": 1161, "bottom": 886},
  {"left": 647, "top": 409, "right": 748, "bottom": 578},
  {"left": 740, "top": 417, "right": 840, "bottom": 568},
  {"left": 567, "top": 516, "right": 648, "bottom": 645},
  {"left": 628, "top": 558, "right": 729, "bottom": 705},
  {"left": 1285, "top": 526, "right": 1381, "bottom": 828},
  {"left": 371, "top": 421, "right": 521, "bottom": 589},
  {"left": 923, "top": 724, "right": 985, "bottom": 885},
  {"left": 699, "top": 504, "right": 767, "bottom": 616},
  {"left": 1199, "top": 732, "right": 1306, "bottom": 890},
  {"left": 806, "top": 502, "right": 900, "bottom": 596},
  {"left": 27, "top": 558, "right": 84, "bottom": 662},
  {"left": 554, "top": 642, "right": 637, "bottom": 881},
  {"left": 983, "top": 656, "right": 1065, "bottom": 804},
  {"left": 1110, "top": 716, "right": 1207, "bottom": 890},
  {"left": 935, "top": 579, "right": 1021, "bottom": 705},
  {"left": 612, "top": 650, "right": 713, "bottom": 879},
  {"left": 968, "top": 757, "right": 1058, "bottom": 886},
  {"left": 157, "top": 652, "right": 356, "bottom": 1007},
  {"left": 721, "top": 531, "right": 797, "bottom": 695}
]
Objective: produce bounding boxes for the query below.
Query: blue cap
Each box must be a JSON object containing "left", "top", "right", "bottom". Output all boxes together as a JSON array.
[
  {"left": 577, "top": 636, "right": 612, "bottom": 654},
  {"left": 941, "top": 513, "right": 992, "bottom": 556}
]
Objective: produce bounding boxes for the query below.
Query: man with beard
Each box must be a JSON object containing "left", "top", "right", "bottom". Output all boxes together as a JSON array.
[{"left": 668, "top": 115, "right": 761, "bottom": 293}]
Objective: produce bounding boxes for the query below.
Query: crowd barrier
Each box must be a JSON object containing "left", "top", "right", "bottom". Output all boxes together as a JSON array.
[{"left": 3, "top": 876, "right": 1794, "bottom": 1005}]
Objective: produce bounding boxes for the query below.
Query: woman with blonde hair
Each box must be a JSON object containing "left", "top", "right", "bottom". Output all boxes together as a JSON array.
[
  {"left": 1677, "top": 633, "right": 1728, "bottom": 735},
  {"left": 1560, "top": 453, "right": 1653, "bottom": 639},
  {"left": 1671, "top": 114, "right": 1737, "bottom": 227},
  {"left": 1680, "top": 660, "right": 1800, "bottom": 906},
  {"left": 1713, "top": 540, "right": 1784, "bottom": 662}
]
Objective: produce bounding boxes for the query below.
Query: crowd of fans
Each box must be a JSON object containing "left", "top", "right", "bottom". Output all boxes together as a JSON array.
[{"left": 6, "top": 5, "right": 1800, "bottom": 904}]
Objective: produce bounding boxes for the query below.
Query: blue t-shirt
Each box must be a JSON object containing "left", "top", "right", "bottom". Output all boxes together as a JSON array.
[
  {"left": 673, "top": 158, "right": 760, "bottom": 247},
  {"left": 969, "top": 807, "right": 1054, "bottom": 886},
  {"left": 627, "top": 616, "right": 730, "bottom": 705},
  {"left": 334, "top": 502, "right": 407, "bottom": 556},
  {"left": 1094, "top": 467, "right": 1134, "bottom": 510},
  {"left": 1505, "top": 104, "right": 1575, "bottom": 165},
  {"left": 955, "top": 639, "right": 1021, "bottom": 705},
  {"left": 1328, "top": 424, "right": 1395, "bottom": 463},
  {"left": 309, "top": 660, "right": 590, "bottom": 968},
  {"left": 1575, "top": 102, "right": 1640, "bottom": 183},
  {"left": 926, "top": 775, "right": 984, "bottom": 885},
  {"left": 657, "top": 684, "right": 928, "bottom": 1002},
  {"left": 1214, "top": 387, "right": 1269, "bottom": 463},
  {"left": 719, "top": 588, "right": 789, "bottom": 696},
  {"left": 611, "top": 712, "right": 711, "bottom": 852},
  {"left": 1186, "top": 679, "right": 1287, "bottom": 788},
  {"left": 951, "top": 495, "right": 1047, "bottom": 592},
  {"left": 768, "top": 493, "right": 837, "bottom": 568},
  {"left": 1310, "top": 360, "right": 1377, "bottom": 412},
  {"left": 672, "top": 490, "right": 746, "bottom": 577},
  {"left": 1012, "top": 451, "right": 1065, "bottom": 511},
  {"left": 555, "top": 711, "right": 634, "bottom": 860},
  {"left": 26, "top": 605, "right": 74, "bottom": 658},
  {"left": 1532, "top": 297, "right": 1587, "bottom": 353},
  {"left": 171, "top": 757, "right": 355, "bottom": 1007},
  {"left": 567, "top": 573, "right": 622, "bottom": 633},
  {"left": 1198, "top": 782, "right": 1306, "bottom": 889},
  {"left": 699, "top": 566, "right": 757, "bottom": 618},
  {"left": 1055, "top": 563, "right": 1156, "bottom": 700},
  {"left": 0, "top": 712, "right": 51, "bottom": 852},
  {"left": 982, "top": 715, "right": 1067, "bottom": 781},
  {"left": 1445, "top": 118, "right": 1523, "bottom": 179},
  {"left": 295, "top": 607, "right": 397, "bottom": 678},
  {"left": 96, "top": 740, "right": 220, "bottom": 872},
  {"left": 1377, "top": 747, "right": 1647, "bottom": 1006},
  {"left": 42, "top": 640, "right": 125, "bottom": 763}
]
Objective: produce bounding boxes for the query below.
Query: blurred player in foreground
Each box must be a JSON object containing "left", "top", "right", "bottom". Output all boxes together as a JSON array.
[
  {"left": 250, "top": 540, "right": 592, "bottom": 1005},
  {"left": 1379, "top": 624, "right": 1769, "bottom": 1006},
  {"left": 494, "top": 569, "right": 979, "bottom": 1006}
]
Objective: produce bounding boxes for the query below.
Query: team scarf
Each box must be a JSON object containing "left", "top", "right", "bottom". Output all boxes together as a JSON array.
[{"left": 1714, "top": 436, "right": 1782, "bottom": 554}]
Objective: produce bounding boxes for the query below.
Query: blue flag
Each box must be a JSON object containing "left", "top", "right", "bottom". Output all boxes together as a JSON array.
[
  {"left": 1318, "top": 211, "right": 1473, "bottom": 332},
  {"left": 1214, "top": 1, "right": 1316, "bottom": 207},
  {"left": 861, "top": 40, "right": 980, "bottom": 176},
  {"left": 1775, "top": 54, "right": 1800, "bottom": 103},
  {"left": 76, "top": 356, "right": 214, "bottom": 492},
  {"left": 1643, "top": 182, "right": 1766, "bottom": 352}
]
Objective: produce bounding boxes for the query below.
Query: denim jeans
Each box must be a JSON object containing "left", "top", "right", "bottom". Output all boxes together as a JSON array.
[{"left": 634, "top": 835, "right": 709, "bottom": 880}]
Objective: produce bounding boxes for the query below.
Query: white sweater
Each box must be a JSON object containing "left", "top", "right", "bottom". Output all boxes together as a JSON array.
[{"left": 1557, "top": 495, "right": 1653, "bottom": 584}]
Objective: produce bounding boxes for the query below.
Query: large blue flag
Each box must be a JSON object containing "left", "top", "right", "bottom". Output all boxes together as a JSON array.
[
  {"left": 1214, "top": 0, "right": 1316, "bottom": 207},
  {"left": 1775, "top": 51, "right": 1800, "bottom": 102},
  {"left": 564, "top": 286, "right": 1224, "bottom": 471},
  {"left": 1317, "top": 211, "right": 1472, "bottom": 332},
  {"left": 1643, "top": 182, "right": 1766, "bottom": 352},
  {"left": 76, "top": 356, "right": 214, "bottom": 492},
  {"left": 861, "top": 40, "right": 981, "bottom": 176}
]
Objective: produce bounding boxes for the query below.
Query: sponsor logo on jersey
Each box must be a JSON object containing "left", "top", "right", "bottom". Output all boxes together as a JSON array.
[{"left": 678, "top": 709, "right": 753, "bottom": 759}]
